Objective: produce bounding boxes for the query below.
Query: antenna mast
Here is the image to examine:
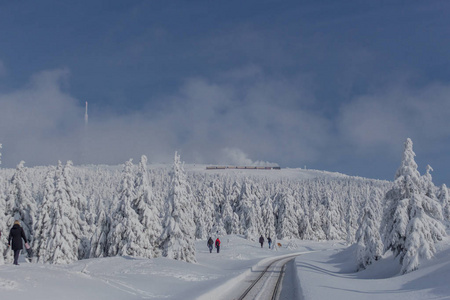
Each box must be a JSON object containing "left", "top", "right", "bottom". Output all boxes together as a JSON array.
[{"left": 85, "top": 101, "right": 88, "bottom": 127}]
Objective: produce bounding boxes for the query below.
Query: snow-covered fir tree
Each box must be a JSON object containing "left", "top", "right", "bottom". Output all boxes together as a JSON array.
[
  {"left": 107, "top": 159, "right": 153, "bottom": 258},
  {"left": 40, "top": 161, "right": 86, "bottom": 264},
  {"left": 222, "top": 195, "right": 234, "bottom": 235},
  {"left": 0, "top": 180, "right": 7, "bottom": 264},
  {"left": 134, "top": 155, "right": 162, "bottom": 257},
  {"left": 159, "top": 152, "right": 196, "bottom": 262},
  {"left": 4, "top": 161, "right": 36, "bottom": 242},
  {"left": 355, "top": 198, "right": 383, "bottom": 270},
  {"left": 438, "top": 184, "right": 450, "bottom": 221},
  {"left": 261, "top": 195, "right": 275, "bottom": 239},
  {"left": 322, "top": 192, "right": 342, "bottom": 240},
  {"left": 33, "top": 167, "right": 56, "bottom": 263},
  {"left": 89, "top": 197, "right": 110, "bottom": 258},
  {"left": 382, "top": 138, "right": 446, "bottom": 274},
  {"left": 237, "top": 181, "right": 260, "bottom": 239},
  {"left": 345, "top": 196, "right": 357, "bottom": 245},
  {"left": 275, "top": 193, "right": 299, "bottom": 239}
]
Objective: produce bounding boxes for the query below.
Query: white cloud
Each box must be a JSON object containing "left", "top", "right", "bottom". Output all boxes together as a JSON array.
[
  {"left": 0, "top": 66, "right": 333, "bottom": 168},
  {"left": 7, "top": 66, "right": 449, "bottom": 174},
  {"left": 337, "top": 82, "right": 450, "bottom": 154}
]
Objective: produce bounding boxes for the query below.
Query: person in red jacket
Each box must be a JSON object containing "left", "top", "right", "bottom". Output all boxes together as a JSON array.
[{"left": 215, "top": 238, "right": 221, "bottom": 253}]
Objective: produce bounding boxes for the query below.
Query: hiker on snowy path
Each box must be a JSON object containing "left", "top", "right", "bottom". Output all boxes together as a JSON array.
[
  {"left": 215, "top": 238, "right": 221, "bottom": 253},
  {"left": 268, "top": 237, "right": 272, "bottom": 249},
  {"left": 8, "top": 220, "right": 28, "bottom": 265},
  {"left": 207, "top": 237, "right": 214, "bottom": 253},
  {"left": 259, "top": 235, "right": 264, "bottom": 248}
]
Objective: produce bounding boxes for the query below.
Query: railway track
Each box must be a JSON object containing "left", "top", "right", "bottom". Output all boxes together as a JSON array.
[{"left": 235, "top": 254, "right": 300, "bottom": 300}]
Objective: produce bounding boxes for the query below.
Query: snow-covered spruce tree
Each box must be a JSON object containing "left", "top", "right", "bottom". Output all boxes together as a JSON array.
[
  {"left": 195, "top": 181, "right": 215, "bottom": 239},
  {"left": 355, "top": 198, "right": 383, "bottom": 270},
  {"left": 89, "top": 196, "right": 110, "bottom": 258},
  {"left": 261, "top": 195, "right": 276, "bottom": 239},
  {"left": 134, "top": 155, "right": 162, "bottom": 257},
  {"left": 381, "top": 138, "right": 446, "bottom": 273},
  {"left": 307, "top": 197, "right": 326, "bottom": 241},
  {"left": 159, "top": 152, "right": 196, "bottom": 262},
  {"left": 107, "top": 159, "right": 153, "bottom": 258},
  {"left": 40, "top": 161, "right": 85, "bottom": 264},
  {"left": 0, "top": 183, "right": 7, "bottom": 264},
  {"left": 237, "top": 181, "right": 260, "bottom": 240},
  {"left": 422, "top": 165, "right": 436, "bottom": 199},
  {"left": 438, "top": 184, "right": 450, "bottom": 221},
  {"left": 322, "top": 192, "right": 342, "bottom": 240},
  {"left": 64, "top": 161, "right": 90, "bottom": 259},
  {"left": 33, "top": 167, "right": 56, "bottom": 263},
  {"left": 276, "top": 193, "right": 299, "bottom": 239},
  {"left": 222, "top": 196, "right": 234, "bottom": 235},
  {"left": 228, "top": 181, "right": 242, "bottom": 234},
  {"left": 345, "top": 196, "right": 357, "bottom": 245},
  {"left": 4, "top": 161, "right": 36, "bottom": 242},
  {"left": 211, "top": 180, "right": 227, "bottom": 237}
]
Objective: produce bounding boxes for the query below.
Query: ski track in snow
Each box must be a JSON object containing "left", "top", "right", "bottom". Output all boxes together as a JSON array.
[
  {"left": 78, "top": 260, "right": 170, "bottom": 299},
  {"left": 0, "top": 278, "right": 20, "bottom": 290}
]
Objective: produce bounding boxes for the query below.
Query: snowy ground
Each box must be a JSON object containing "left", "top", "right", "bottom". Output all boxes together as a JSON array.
[{"left": 1, "top": 235, "right": 450, "bottom": 299}]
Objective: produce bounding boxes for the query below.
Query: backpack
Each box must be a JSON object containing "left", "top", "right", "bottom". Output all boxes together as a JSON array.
[{"left": 215, "top": 239, "right": 220, "bottom": 247}]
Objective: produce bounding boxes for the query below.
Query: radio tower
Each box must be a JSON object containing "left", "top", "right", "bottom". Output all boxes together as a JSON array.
[{"left": 85, "top": 101, "right": 88, "bottom": 129}]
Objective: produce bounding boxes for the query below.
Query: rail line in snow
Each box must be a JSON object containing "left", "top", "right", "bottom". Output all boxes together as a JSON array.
[{"left": 235, "top": 254, "right": 300, "bottom": 300}]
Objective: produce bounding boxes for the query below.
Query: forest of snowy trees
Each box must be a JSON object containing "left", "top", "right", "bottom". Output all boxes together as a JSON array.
[{"left": 0, "top": 141, "right": 448, "bottom": 274}]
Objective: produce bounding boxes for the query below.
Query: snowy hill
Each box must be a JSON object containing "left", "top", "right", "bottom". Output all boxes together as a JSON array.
[{"left": 1, "top": 145, "right": 449, "bottom": 299}]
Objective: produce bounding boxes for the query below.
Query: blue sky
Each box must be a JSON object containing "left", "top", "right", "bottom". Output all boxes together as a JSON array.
[{"left": 0, "top": 1, "right": 449, "bottom": 185}]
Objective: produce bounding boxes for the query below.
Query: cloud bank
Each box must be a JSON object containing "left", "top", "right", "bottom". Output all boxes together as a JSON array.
[{"left": 0, "top": 67, "right": 449, "bottom": 185}]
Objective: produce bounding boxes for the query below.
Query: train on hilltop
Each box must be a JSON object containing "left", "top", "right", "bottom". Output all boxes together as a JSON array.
[{"left": 206, "top": 166, "right": 281, "bottom": 170}]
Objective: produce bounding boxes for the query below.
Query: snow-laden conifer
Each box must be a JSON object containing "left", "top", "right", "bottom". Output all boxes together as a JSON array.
[
  {"left": 5, "top": 161, "right": 36, "bottom": 241},
  {"left": 42, "top": 161, "right": 84, "bottom": 264},
  {"left": 261, "top": 195, "right": 275, "bottom": 239},
  {"left": 276, "top": 193, "right": 299, "bottom": 239},
  {"left": 382, "top": 138, "right": 446, "bottom": 273},
  {"left": 222, "top": 197, "right": 234, "bottom": 235},
  {"left": 323, "top": 193, "right": 342, "bottom": 240},
  {"left": 237, "top": 181, "right": 260, "bottom": 239},
  {"left": 355, "top": 199, "right": 383, "bottom": 270},
  {"left": 159, "top": 152, "right": 196, "bottom": 262},
  {"left": 211, "top": 180, "right": 227, "bottom": 237},
  {"left": 401, "top": 192, "right": 445, "bottom": 273},
  {"left": 134, "top": 155, "right": 162, "bottom": 257},
  {"left": 108, "top": 159, "right": 153, "bottom": 258},
  {"left": 33, "top": 167, "right": 56, "bottom": 263},
  {"left": 438, "top": 184, "right": 450, "bottom": 221},
  {"left": 346, "top": 196, "right": 357, "bottom": 245},
  {"left": 0, "top": 185, "right": 7, "bottom": 264},
  {"left": 89, "top": 197, "right": 110, "bottom": 258},
  {"left": 309, "top": 204, "right": 326, "bottom": 240}
]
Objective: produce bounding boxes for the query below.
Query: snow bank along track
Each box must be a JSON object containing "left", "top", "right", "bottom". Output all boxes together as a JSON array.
[{"left": 236, "top": 254, "right": 301, "bottom": 300}]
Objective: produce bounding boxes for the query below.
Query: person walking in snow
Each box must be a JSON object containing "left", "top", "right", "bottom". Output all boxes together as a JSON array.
[
  {"left": 215, "top": 238, "right": 221, "bottom": 253},
  {"left": 259, "top": 235, "right": 264, "bottom": 248},
  {"left": 8, "top": 220, "right": 28, "bottom": 265},
  {"left": 268, "top": 237, "right": 272, "bottom": 249},
  {"left": 207, "top": 237, "right": 214, "bottom": 253}
]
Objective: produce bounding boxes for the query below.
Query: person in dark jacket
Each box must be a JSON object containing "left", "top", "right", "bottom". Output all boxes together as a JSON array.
[
  {"left": 8, "top": 220, "right": 28, "bottom": 265},
  {"left": 268, "top": 237, "right": 272, "bottom": 249},
  {"left": 215, "top": 238, "right": 221, "bottom": 253},
  {"left": 259, "top": 235, "right": 264, "bottom": 248},
  {"left": 207, "top": 237, "right": 214, "bottom": 253}
]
